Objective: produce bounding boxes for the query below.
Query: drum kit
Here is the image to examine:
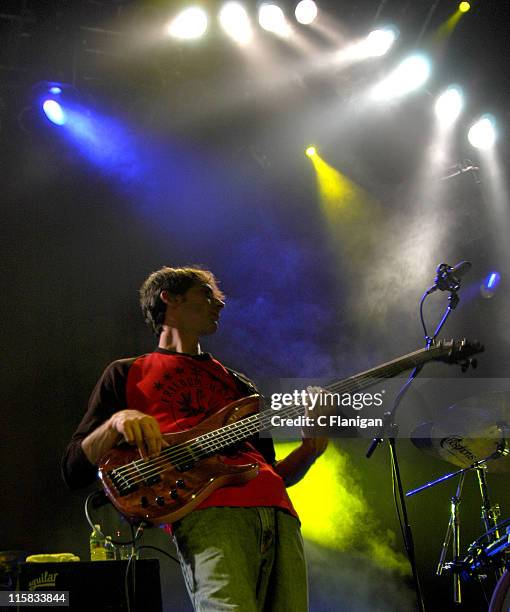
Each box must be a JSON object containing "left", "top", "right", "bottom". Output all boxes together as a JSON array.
[{"left": 408, "top": 391, "right": 510, "bottom": 610}]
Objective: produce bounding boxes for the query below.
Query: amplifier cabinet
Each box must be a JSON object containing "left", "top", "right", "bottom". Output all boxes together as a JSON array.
[{"left": 16, "top": 560, "right": 163, "bottom": 611}]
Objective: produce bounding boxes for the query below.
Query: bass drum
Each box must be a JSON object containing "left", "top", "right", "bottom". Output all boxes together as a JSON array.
[{"left": 489, "top": 571, "right": 510, "bottom": 612}]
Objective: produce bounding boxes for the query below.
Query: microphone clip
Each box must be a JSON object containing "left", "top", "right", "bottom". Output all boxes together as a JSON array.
[
  {"left": 426, "top": 261, "right": 471, "bottom": 295},
  {"left": 433, "top": 263, "right": 462, "bottom": 293}
]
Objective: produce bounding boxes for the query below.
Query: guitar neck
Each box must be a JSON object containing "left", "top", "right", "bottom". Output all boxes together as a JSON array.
[
  {"left": 323, "top": 345, "right": 442, "bottom": 396},
  {"left": 191, "top": 344, "right": 446, "bottom": 455}
]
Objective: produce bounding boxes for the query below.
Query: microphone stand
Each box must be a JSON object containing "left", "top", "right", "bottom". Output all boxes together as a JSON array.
[{"left": 366, "top": 266, "right": 465, "bottom": 612}]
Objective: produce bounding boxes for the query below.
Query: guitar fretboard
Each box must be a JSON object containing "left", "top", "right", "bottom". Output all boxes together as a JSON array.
[{"left": 188, "top": 344, "right": 448, "bottom": 456}]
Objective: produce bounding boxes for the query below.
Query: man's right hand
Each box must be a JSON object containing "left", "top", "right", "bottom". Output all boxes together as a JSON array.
[
  {"left": 109, "top": 410, "right": 168, "bottom": 460},
  {"left": 82, "top": 409, "right": 168, "bottom": 466}
]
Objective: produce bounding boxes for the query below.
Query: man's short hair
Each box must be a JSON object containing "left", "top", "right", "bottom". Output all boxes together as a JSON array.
[{"left": 139, "top": 266, "right": 225, "bottom": 335}]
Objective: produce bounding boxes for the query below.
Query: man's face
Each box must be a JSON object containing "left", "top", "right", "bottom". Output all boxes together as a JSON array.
[{"left": 171, "top": 283, "right": 225, "bottom": 336}]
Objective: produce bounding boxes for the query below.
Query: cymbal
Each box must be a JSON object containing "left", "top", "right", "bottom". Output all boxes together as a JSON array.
[{"left": 411, "top": 391, "right": 510, "bottom": 473}]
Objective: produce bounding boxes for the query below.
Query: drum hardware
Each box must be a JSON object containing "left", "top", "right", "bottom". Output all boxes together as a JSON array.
[
  {"left": 463, "top": 519, "right": 510, "bottom": 574},
  {"left": 437, "top": 472, "right": 465, "bottom": 603},
  {"left": 489, "top": 569, "right": 510, "bottom": 611},
  {"left": 408, "top": 418, "right": 510, "bottom": 605}
]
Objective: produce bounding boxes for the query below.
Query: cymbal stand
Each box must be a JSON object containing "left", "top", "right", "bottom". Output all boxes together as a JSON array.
[
  {"left": 476, "top": 467, "right": 501, "bottom": 540},
  {"left": 475, "top": 467, "right": 505, "bottom": 581},
  {"left": 436, "top": 473, "right": 466, "bottom": 603}
]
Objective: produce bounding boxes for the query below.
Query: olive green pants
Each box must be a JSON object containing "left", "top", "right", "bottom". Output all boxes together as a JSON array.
[{"left": 173, "top": 507, "right": 308, "bottom": 612}]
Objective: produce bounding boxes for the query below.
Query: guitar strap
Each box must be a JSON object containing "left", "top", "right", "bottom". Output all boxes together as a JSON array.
[{"left": 225, "top": 367, "right": 277, "bottom": 466}]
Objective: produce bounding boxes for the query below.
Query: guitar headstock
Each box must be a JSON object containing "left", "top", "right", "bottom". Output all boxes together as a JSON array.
[{"left": 434, "top": 338, "right": 484, "bottom": 371}]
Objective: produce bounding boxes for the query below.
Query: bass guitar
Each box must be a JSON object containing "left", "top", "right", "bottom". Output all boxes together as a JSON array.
[{"left": 98, "top": 338, "right": 482, "bottom": 526}]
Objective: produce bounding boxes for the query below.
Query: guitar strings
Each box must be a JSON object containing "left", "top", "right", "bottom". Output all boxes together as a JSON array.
[
  {"left": 112, "top": 390, "right": 318, "bottom": 486},
  {"left": 111, "top": 362, "right": 412, "bottom": 489},
  {"left": 111, "top": 404, "right": 297, "bottom": 490},
  {"left": 110, "top": 348, "right": 439, "bottom": 490},
  {"left": 111, "top": 362, "right": 418, "bottom": 489},
  {"left": 112, "top": 409, "right": 284, "bottom": 491}
]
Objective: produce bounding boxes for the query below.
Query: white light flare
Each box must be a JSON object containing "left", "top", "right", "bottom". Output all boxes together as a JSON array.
[
  {"left": 259, "top": 4, "right": 290, "bottom": 37},
  {"left": 434, "top": 86, "right": 464, "bottom": 126},
  {"left": 468, "top": 115, "right": 497, "bottom": 150},
  {"left": 372, "top": 54, "right": 431, "bottom": 100},
  {"left": 295, "top": 0, "right": 318, "bottom": 25},
  {"left": 361, "top": 28, "right": 397, "bottom": 57},
  {"left": 168, "top": 7, "right": 208, "bottom": 40},
  {"left": 219, "top": 3, "right": 253, "bottom": 44}
]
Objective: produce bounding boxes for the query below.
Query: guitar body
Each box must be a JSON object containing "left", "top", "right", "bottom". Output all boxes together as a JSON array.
[{"left": 98, "top": 395, "right": 262, "bottom": 526}]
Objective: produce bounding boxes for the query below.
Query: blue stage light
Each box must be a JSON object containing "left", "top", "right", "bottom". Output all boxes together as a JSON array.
[
  {"left": 480, "top": 271, "right": 501, "bottom": 298},
  {"left": 42, "top": 99, "right": 67, "bottom": 125},
  {"left": 49, "top": 86, "right": 62, "bottom": 95},
  {"left": 487, "top": 272, "right": 500, "bottom": 290}
]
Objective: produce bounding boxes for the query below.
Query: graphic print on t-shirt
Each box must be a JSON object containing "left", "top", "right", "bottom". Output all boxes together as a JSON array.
[
  {"left": 124, "top": 351, "right": 299, "bottom": 519},
  {"left": 126, "top": 353, "right": 241, "bottom": 433}
]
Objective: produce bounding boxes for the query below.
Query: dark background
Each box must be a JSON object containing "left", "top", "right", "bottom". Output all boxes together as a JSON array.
[{"left": 2, "top": 1, "right": 510, "bottom": 610}]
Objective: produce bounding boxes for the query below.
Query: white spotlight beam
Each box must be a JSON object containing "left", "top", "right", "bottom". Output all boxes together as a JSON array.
[
  {"left": 373, "top": 54, "right": 431, "bottom": 100},
  {"left": 219, "top": 2, "right": 253, "bottom": 44},
  {"left": 435, "top": 86, "right": 464, "bottom": 126},
  {"left": 168, "top": 7, "right": 208, "bottom": 40},
  {"left": 295, "top": 0, "right": 318, "bottom": 25},
  {"left": 468, "top": 115, "right": 497, "bottom": 150},
  {"left": 259, "top": 3, "right": 291, "bottom": 37}
]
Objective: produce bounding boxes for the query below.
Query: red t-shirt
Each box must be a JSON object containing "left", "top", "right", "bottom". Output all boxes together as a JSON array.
[{"left": 125, "top": 351, "right": 297, "bottom": 518}]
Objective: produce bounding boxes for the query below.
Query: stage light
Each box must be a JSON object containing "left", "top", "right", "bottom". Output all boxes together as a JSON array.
[
  {"left": 42, "top": 99, "right": 67, "bottom": 125},
  {"left": 480, "top": 271, "right": 501, "bottom": 298},
  {"left": 373, "top": 54, "right": 431, "bottom": 100},
  {"left": 295, "top": 0, "right": 318, "bottom": 25},
  {"left": 258, "top": 4, "right": 290, "bottom": 36},
  {"left": 49, "top": 86, "right": 62, "bottom": 95},
  {"left": 168, "top": 6, "right": 208, "bottom": 40},
  {"left": 468, "top": 115, "right": 497, "bottom": 150},
  {"left": 434, "top": 86, "right": 463, "bottom": 125},
  {"left": 219, "top": 3, "right": 253, "bottom": 43},
  {"left": 459, "top": 2, "right": 471, "bottom": 13},
  {"left": 363, "top": 28, "right": 397, "bottom": 57},
  {"left": 305, "top": 145, "right": 317, "bottom": 157}
]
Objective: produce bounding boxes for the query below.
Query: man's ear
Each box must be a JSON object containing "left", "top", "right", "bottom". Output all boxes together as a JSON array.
[{"left": 160, "top": 290, "right": 183, "bottom": 307}]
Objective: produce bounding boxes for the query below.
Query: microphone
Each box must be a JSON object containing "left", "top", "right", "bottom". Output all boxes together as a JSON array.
[
  {"left": 445, "top": 261, "right": 471, "bottom": 281},
  {"left": 428, "top": 261, "right": 471, "bottom": 294}
]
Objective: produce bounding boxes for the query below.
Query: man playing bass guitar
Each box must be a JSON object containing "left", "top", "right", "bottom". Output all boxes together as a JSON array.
[{"left": 62, "top": 266, "right": 328, "bottom": 612}]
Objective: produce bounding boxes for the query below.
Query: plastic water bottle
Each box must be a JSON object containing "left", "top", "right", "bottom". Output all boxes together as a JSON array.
[
  {"left": 89, "top": 524, "right": 107, "bottom": 561},
  {"left": 116, "top": 529, "right": 132, "bottom": 561},
  {"left": 104, "top": 536, "right": 116, "bottom": 560}
]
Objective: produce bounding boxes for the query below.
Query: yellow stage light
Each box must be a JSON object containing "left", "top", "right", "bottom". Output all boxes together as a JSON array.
[
  {"left": 305, "top": 145, "right": 316, "bottom": 157},
  {"left": 459, "top": 2, "right": 471, "bottom": 13},
  {"left": 275, "top": 442, "right": 409, "bottom": 573}
]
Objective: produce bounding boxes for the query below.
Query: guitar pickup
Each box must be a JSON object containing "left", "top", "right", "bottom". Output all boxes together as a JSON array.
[
  {"left": 176, "top": 461, "right": 195, "bottom": 472},
  {"left": 175, "top": 449, "right": 197, "bottom": 472},
  {"left": 144, "top": 474, "right": 162, "bottom": 486},
  {"left": 108, "top": 470, "right": 139, "bottom": 496}
]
